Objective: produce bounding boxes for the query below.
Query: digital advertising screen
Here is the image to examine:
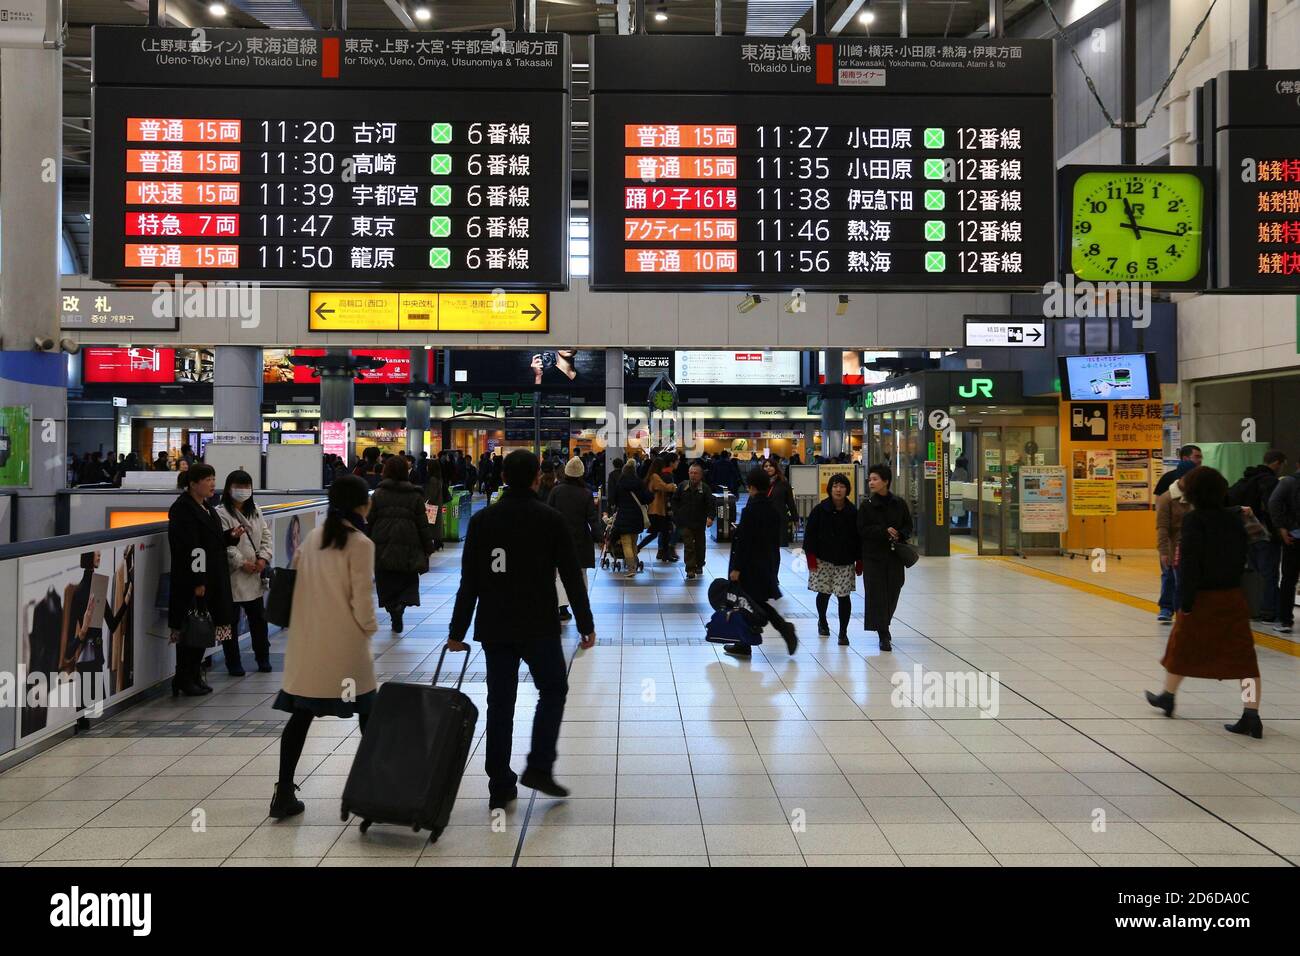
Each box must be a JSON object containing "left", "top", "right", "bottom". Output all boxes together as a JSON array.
[
  {"left": 589, "top": 36, "right": 1054, "bottom": 291},
  {"left": 1058, "top": 353, "right": 1158, "bottom": 401},
  {"left": 91, "top": 28, "right": 570, "bottom": 289},
  {"left": 263, "top": 348, "right": 414, "bottom": 384},
  {"left": 674, "top": 350, "right": 801, "bottom": 386},
  {"left": 82, "top": 347, "right": 176, "bottom": 384},
  {"left": 448, "top": 349, "right": 604, "bottom": 388}
]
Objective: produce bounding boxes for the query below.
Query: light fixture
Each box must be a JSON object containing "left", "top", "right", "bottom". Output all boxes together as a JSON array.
[
  {"left": 736, "top": 294, "right": 763, "bottom": 314},
  {"left": 836, "top": 294, "right": 850, "bottom": 316},
  {"left": 655, "top": 7, "right": 668, "bottom": 22},
  {"left": 414, "top": 6, "right": 431, "bottom": 22},
  {"left": 208, "top": 2, "right": 227, "bottom": 16},
  {"left": 859, "top": 10, "right": 875, "bottom": 25}
]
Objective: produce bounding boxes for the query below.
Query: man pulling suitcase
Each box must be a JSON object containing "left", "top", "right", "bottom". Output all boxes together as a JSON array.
[{"left": 447, "top": 450, "right": 597, "bottom": 810}]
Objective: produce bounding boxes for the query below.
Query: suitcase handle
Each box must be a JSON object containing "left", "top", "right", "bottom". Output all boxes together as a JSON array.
[{"left": 434, "top": 644, "right": 470, "bottom": 690}]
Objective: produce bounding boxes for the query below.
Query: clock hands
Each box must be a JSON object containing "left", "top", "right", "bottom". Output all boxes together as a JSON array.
[
  {"left": 1122, "top": 198, "right": 1142, "bottom": 240},
  {"left": 1118, "top": 221, "right": 1185, "bottom": 238}
]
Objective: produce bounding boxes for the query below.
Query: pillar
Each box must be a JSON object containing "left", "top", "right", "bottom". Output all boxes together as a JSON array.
[
  {"left": 405, "top": 347, "right": 430, "bottom": 457},
  {"left": 0, "top": 48, "right": 64, "bottom": 541},
  {"left": 820, "top": 351, "right": 848, "bottom": 460},
  {"left": 318, "top": 345, "right": 356, "bottom": 426},
  {"left": 212, "top": 347, "right": 263, "bottom": 437},
  {"left": 604, "top": 349, "right": 624, "bottom": 488}
]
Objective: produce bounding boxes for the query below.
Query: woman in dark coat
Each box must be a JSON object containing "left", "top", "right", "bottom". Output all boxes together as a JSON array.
[
  {"left": 764, "top": 458, "right": 799, "bottom": 546},
  {"left": 803, "top": 473, "right": 860, "bottom": 645},
  {"left": 1146, "top": 466, "right": 1263, "bottom": 738},
  {"left": 549, "top": 457, "right": 601, "bottom": 620},
  {"left": 726, "top": 466, "right": 797, "bottom": 658},
  {"left": 168, "top": 463, "right": 244, "bottom": 696},
  {"left": 369, "top": 455, "right": 435, "bottom": 633},
  {"left": 611, "top": 461, "right": 652, "bottom": 578},
  {"left": 857, "top": 462, "right": 912, "bottom": 652}
]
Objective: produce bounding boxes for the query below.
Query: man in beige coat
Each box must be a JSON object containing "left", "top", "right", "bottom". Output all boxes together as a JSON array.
[{"left": 1155, "top": 478, "right": 1191, "bottom": 624}]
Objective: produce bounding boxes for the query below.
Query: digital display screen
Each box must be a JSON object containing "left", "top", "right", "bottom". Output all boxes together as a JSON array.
[
  {"left": 263, "top": 348, "right": 414, "bottom": 385},
  {"left": 83, "top": 347, "right": 176, "bottom": 384},
  {"left": 590, "top": 36, "right": 1054, "bottom": 292},
  {"left": 91, "top": 28, "right": 569, "bottom": 289},
  {"left": 674, "top": 350, "right": 801, "bottom": 386},
  {"left": 1059, "top": 353, "right": 1157, "bottom": 401},
  {"left": 1216, "top": 128, "right": 1300, "bottom": 288}
]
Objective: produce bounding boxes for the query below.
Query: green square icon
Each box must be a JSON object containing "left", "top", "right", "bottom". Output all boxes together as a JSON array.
[
  {"left": 429, "top": 184, "right": 452, "bottom": 206},
  {"left": 430, "top": 122, "right": 453, "bottom": 144},
  {"left": 923, "top": 189, "right": 946, "bottom": 211},
  {"left": 428, "top": 247, "right": 452, "bottom": 269},
  {"left": 924, "top": 158, "right": 946, "bottom": 180},
  {"left": 924, "top": 220, "right": 946, "bottom": 242},
  {"left": 429, "top": 216, "right": 451, "bottom": 238},
  {"left": 924, "top": 250, "right": 947, "bottom": 273},
  {"left": 923, "top": 127, "right": 945, "bottom": 149},
  {"left": 430, "top": 153, "right": 453, "bottom": 175}
]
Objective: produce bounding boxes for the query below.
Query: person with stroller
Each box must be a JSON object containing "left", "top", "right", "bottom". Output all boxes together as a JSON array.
[
  {"left": 725, "top": 466, "right": 798, "bottom": 658},
  {"left": 803, "top": 473, "right": 860, "bottom": 646}
]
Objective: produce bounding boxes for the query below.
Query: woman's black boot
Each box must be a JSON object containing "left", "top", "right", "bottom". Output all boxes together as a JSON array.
[
  {"left": 1224, "top": 708, "right": 1263, "bottom": 739},
  {"left": 269, "top": 782, "right": 305, "bottom": 820},
  {"left": 1145, "top": 690, "right": 1175, "bottom": 717},
  {"left": 817, "top": 619, "right": 830, "bottom": 637}
]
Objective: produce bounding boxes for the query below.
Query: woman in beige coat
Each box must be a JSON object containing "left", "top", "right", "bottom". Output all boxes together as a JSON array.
[{"left": 270, "top": 475, "right": 378, "bottom": 820}]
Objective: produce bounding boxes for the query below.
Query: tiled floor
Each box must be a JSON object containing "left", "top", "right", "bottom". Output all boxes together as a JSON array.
[{"left": 2, "top": 510, "right": 1298, "bottom": 868}]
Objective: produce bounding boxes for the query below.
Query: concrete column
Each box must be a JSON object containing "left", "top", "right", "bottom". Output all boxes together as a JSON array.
[
  {"left": 405, "top": 348, "right": 431, "bottom": 457},
  {"left": 1, "top": 48, "right": 64, "bottom": 540},
  {"left": 820, "top": 351, "right": 848, "bottom": 460},
  {"left": 604, "top": 349, "right": 624, "bottom": 488},
  {"left": 319, "top": 347, "right": 356, "bottom": 426},
  {"left": 212, "top": 346, "right": 263, "bottom": 436}
]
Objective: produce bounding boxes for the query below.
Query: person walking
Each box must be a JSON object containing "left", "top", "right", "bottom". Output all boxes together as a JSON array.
[
  {"left": 447, "top": 450, "right": 596, "bottom": 810},
  {"left": 370, "top": 455, "right": 435, "bottom": 634},
  {"left": 611, "top": 461, "right": 652, "bottom": 579},
  {"left": 725, "top": 466, "right": 798, "bottom": 658},
  {"left": 804, "top": 473, "right": 861, "bottom": 645},
  {"left": 638, "top": 454, "right": 679, "bottom": 562},
  {"left": 218, "top": 469, "right": 274, "bottom": 675},
  {"left": 672, "top": 461, "right": 714, "bottom": 580},
  {"left": 269, "top": 475, "right": 379, "bottom": 820},
  {"left": 1154, "top": 475, "right": 1192, "bottom": 624},
  {"left": 764, "top": 457, "right": 799, "bottom": 546},
  {"left": 424, "top": 459, "right": 445, "bottom": 553},
  {"left": 549, "top": 457, "right": 601, "bottom": 622},
  {"left": 1146, "top": 466, "right": 1263, "bottom": 738},
  {"left": 858, "top": 463, "right": 912, "bottom": 652},
  {"left": 167, "top": 463, "right": 245, "bottom": 697},
  {"left": 1268, "top": 459, "right": 1300, "bottom": 635}
]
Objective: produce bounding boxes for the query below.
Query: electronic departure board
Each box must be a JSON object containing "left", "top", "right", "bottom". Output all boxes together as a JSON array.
[
  {"left": 589, "top": 36, "right": 1054, "bottom": 292},
  {"left": 1213, "top": 70, "right": 1300, "bottom": 290},
  {"left": 91, "top": 27, "right": 569, "bottom": 288}
]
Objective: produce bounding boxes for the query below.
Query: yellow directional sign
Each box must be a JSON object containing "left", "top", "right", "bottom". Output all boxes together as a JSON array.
[
  {"left": 309, "top": 292, "right": 547, "bottom": 333},
  {"left": 437, "top": 293, "right": 548, "bottom": 332}
]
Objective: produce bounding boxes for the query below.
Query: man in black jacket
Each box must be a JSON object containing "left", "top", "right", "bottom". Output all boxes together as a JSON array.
[
  {"left": 672, "top": 461, "right": 714, "bottom": 579},
  {"left": 447, "top": 450, "right": 596, "bottom": 809},
  {"left": 1268, "top": 462, "right": 1300, "bottom": 634},
  {"left": 1236, "top": 451, "right": 1287, "bottom": 623},
  {"left": 726, "top": 466, "right": 797, "bottom": 658}
]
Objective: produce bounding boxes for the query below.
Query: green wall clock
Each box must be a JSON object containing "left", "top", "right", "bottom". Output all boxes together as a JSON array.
[{"left": 1062, "top": 166, "right": 1212, "bottom": 289}]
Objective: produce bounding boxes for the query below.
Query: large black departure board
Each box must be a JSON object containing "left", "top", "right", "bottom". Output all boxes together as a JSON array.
[
  {"left": 91, "top": 28, "right": 569, "bottom": 288},
  {"left": 589, "top": 36, "right": 1054, "bottom": 292}
]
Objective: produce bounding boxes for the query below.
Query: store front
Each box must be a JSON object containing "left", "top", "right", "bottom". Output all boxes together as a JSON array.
[{"left": 858, "top": 371, "right": 1060, "bottom": 558}]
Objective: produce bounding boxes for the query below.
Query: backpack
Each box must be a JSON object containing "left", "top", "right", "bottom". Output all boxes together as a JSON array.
[
  {"left": 705, "top": 609, "right": 761, "bottom": 646},
  {"left": 1228, "top": 468, "right": 1274, "bottom": 530}
]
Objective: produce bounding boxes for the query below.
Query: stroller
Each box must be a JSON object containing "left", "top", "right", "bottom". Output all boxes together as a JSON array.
[
  {"left": 705, "top": 578, "right": 769, "bottom": 645},
  {"left": 598, "top": 514, "right": 644, "bottom": 573}
]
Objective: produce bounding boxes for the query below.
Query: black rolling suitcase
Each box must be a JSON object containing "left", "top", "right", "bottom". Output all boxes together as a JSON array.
[{"left": 340, "top": 647, "right": 478, "bottom": 843}]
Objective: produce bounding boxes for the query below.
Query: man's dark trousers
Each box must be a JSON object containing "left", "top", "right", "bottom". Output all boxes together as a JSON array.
[{"left": 482, "top": 638, "right": 568, "bottom": 796}]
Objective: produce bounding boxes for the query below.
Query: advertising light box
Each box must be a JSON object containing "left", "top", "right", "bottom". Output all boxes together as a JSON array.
[
  {"left": 91, "top": 27, "right": 570, "bottom": 289},
  {"left": 589, "top": 36, "right": 1055, "bottom": 292},
  {"left": 674, "top": 350, "right": 801, "bottom": 386},
  {"left": 83, "top": 347, "right": 176, "bottom": 384}
]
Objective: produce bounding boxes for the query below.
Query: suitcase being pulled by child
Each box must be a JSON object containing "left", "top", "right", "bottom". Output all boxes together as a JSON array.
[
  {"left": 705, "top": 578, "right": 769, "bottom": 645},
  {"left": 340, "top": 646, "right": 478, "bottom": 843}
]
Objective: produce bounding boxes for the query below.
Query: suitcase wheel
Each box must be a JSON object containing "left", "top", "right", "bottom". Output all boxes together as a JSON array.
[{"left": 358, "top": 819, "right": 372, "bottom": 834}]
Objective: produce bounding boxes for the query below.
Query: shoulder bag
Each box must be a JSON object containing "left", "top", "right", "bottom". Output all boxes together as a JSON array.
[{"left": 266, "top": 567, "right": 297, "bottom": 628}]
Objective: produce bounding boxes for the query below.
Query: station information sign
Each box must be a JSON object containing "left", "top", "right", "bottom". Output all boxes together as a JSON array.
[
  {"left": 589, "top": 36, "right": 1054, "bottom": 291},
  {"left": 1214, "top": 70, "right": 1300, "bottom": 289},
  {"left": 91, "top": 27, "right": 569, "bottom": 288}
]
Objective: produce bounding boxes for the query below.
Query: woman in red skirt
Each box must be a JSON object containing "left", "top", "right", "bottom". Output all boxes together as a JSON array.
[{"left": 1145, "top": 466, "right": 1263, "bottom": 737}]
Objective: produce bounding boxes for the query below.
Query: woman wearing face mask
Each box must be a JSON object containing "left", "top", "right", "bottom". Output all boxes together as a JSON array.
[
  {"left": 270, "top": 475, "right": 379, "bottom": 820},
  {"left": 218, "top": 470, "right": 274, "bottom": 675},
  {"left": 857, "top": 463, "right": 912, "bottom": 652}
]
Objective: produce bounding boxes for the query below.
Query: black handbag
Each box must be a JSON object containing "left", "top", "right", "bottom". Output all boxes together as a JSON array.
[
  {"left": 180, "top": 604, "right": 216, "bottom": 648},
  {"left": 266, "top": 568, "right": 296, "bottom": 628},
  {"left": 892, "top": 540, "right": 920, "bottom": 568}
]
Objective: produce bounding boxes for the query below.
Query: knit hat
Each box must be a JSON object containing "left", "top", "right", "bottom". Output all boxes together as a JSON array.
[{"left": 564, "top": 457, "right": 586, "bottom": 478}]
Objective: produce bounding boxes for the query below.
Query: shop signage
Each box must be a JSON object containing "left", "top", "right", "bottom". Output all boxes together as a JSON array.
[
  {"left": 449, "top": 391, "right": 534, "bottom": 414},
  {"left": 209, "top": 431, "right": 260, "bottom": 445},
  {"left": 964, "top": 319, "right": 1046, "bottom": 348},
  {"left": 862, "top": 382, "right": 919, "bottom": 409},
  {"left": 1067, "top": 400, "right": 1161, "bottom": 445}
]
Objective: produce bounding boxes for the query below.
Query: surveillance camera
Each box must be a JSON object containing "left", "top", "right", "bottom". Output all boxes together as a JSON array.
[
  {"left": 60, "top": 338, "right": 81, "bottom": 354},
  {"left": 33, "top": 336, "right": 55, "bottom": 351}
]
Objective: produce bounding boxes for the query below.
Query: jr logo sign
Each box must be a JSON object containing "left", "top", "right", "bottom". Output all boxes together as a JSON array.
[{"left": 957, "top": 378, "right": 994, "bottom": 399}]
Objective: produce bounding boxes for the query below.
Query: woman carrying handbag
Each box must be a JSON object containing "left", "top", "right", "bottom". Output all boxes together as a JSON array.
[
  {"left": 168, "top": 463, "right": 245, "bottom": 696},
  {"left": 857, "top": 463, "right": 913, "bottom": 652}
]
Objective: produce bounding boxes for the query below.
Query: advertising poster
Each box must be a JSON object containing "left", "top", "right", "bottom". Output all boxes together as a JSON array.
[
  {"left": 674, "top": 350, "right": 801, "bottom": 386},
  {"left": 17, "top": 542, "right": 142, "bottom": 742},
  {"left": 1019, "top": 465, "right": 1068, "bottom": 533},
  {"left": 1071, "top": 478, "right": 1117, "bottom": 516},
  {"left": 275, "top": 510, "right": 319, "bottom": 569},
  {"left": 1116, "top": 449, "right": 1152, "bottom": 511},
  {"left": 449, "top": 349, "right": 604, "bottom": 388},
  {"left": 0, "top": 405, "right": 32, "bottom": 488},
  {"left": 277, "top": 349, "right": 413, "bottom": 385},
  {"left": 1086, "top": 449, "right": 1115, "bottom": 479}
]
